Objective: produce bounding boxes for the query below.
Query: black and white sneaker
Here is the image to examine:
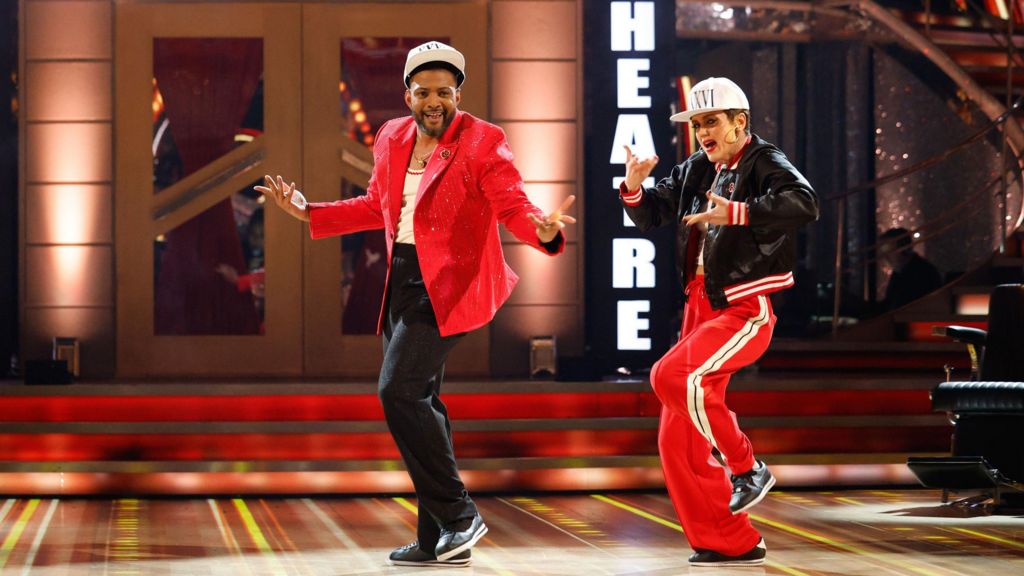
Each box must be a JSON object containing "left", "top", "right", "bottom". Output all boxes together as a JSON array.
[
  {"left": 729, "top": 460, "right": 776, "bottom": 514},
  {"left": 435, "top": 514, "right": 488, "bottom": 561},
  {"left": 688, "top": 538, "right": 767, "bottom": 567},
  {"left": 387, "top": 541, "right": 471, "bottom": 567}
]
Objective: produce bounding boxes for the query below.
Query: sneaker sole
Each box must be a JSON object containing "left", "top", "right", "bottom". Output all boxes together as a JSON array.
[
  {"left": 689, "top": 558, "right": 765, "bottom": 567},
  {"left": 731, "top": 473, "right": 776, "bottom": 515},
  {"left": 435, "top": 523, "right": 488, "bottom": 562},
  {"left": 387, "top": 558, "right": 472, "bottom": 568}
]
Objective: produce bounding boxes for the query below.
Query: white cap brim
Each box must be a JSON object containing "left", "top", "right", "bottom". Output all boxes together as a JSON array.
[{"left": 669, "top": 107, "right": 727, "bottom": 123}]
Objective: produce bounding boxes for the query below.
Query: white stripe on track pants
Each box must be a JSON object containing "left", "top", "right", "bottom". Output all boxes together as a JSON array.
[{"left": 650, "top": 276, "right": 775, "bottom": 556}]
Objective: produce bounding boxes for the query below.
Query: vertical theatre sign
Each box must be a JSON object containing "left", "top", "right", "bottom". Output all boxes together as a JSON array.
[{"left": 584, "top": 1, "right": 676, "bottom": 372}]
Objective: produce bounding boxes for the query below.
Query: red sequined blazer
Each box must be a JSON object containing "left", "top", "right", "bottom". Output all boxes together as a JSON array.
[{"left": 308, "top": 111, "right": 564, "bottom": 336}]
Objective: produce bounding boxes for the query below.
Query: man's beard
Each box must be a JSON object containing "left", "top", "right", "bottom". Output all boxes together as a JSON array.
[{"left": 414, "top": 108, "right": 455, "bottom": 138}]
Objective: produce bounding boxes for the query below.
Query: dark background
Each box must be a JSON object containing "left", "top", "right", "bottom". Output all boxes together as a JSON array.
[{"left": 1, "top": 0, "right": 18, "bottom": 377}]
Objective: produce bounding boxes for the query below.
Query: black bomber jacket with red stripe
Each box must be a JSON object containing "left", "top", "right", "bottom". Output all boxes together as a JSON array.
[{"left": 620, "top": 134, "right": 819, "bottom": 310}]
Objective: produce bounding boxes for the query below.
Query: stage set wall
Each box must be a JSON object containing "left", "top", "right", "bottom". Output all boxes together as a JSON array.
[{"left": 17, "top": 0, "right": 586, "bottom": 379}]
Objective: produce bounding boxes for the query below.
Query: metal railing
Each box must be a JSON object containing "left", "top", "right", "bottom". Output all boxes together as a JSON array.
[
  {"left": 827, "top": 95, "right": 1024, "bottom": 333},
  {"left": 826, "top": 0, "right": 1023, "bottom": 333}
]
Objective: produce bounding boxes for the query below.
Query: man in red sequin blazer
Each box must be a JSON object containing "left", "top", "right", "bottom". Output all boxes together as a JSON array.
[
  {"left": 257, "top": 41, "right": 575, "bottom": 568},
  {"left": 306, "top": 107, "right": 566, "bottom": 336}
]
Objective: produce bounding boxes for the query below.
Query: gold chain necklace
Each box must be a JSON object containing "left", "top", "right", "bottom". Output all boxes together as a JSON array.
[{"left": 413, "top": 147, "right": 435, "bottom": 168}]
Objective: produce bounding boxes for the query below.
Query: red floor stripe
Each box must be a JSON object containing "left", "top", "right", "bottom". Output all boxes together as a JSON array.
[
  {"left": 0, "top": 427, "right": 949, "bottom": 461},
  {"left": 0, "top": 389, "right": 934, "bottom": 422}
]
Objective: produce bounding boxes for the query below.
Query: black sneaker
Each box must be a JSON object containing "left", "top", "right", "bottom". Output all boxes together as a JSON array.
[
  {"left": 434, "top": 514, "right": 487, "bottom": 561},
  {"left": 688, "top": 538, "right": 766, "bottom": 567},
  {"left": 729, "top": 460, "right": 776, "bottom": 514},
  {"left": 386, "top": 541, "right": 471, "bottom": 567}
]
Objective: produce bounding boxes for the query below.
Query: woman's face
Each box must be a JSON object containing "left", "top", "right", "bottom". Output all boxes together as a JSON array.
[{"left": 691, "top": 111, "right": 746, "bottom": 165}]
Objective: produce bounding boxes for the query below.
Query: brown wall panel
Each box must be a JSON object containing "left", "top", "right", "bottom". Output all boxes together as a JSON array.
[
  {"left": 25, "top": 62, "right": 112, "bottom": 121},
  {"left": 504, "top": 243, "right": 579, "bottom": 305},
  {"left": 501, "top": 122, "right": 577, "bottom": 182},
  {"left": 492, "top": 61, "right": 576, "bottom": 121},
  {"left": 26, "top": 123, "right": 112, "bottom": 183},
  {"left": 25, "top": 246, "right": 114, "bottom": 307},
  {"left": 22, "top": 0, "right": 116, "bottom": 378},
  {"left": 25, "top": 185, "right": 112, "bottom": 244},
  {"left": 25, "top": 0, "right": 112, "bottom": 60},
  {"left": 492, "top": 1, "right": 577, "bottom": 60},
  {"left": 22, "top": 307, "right": 114, "bottom": 379},
  {"left": 490, "top": 0, "right": 582, "bottom": 375},
  {"left": 489, "top": 304, "right": 582, "bottom": 377}
]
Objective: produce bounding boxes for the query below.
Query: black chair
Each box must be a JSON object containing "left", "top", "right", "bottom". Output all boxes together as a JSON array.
[{"left": 907, "top": 284, "right": 1024, "bottom": 509}]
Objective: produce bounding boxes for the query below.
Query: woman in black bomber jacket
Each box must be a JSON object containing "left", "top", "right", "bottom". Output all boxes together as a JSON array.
[{"left": 619, "top": 77, "right": 818, "bottom": 568}]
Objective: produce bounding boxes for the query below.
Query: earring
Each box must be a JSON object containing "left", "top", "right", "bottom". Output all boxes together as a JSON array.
[{"left": 724, "top": 126, "right": 740, "bottom": 144}]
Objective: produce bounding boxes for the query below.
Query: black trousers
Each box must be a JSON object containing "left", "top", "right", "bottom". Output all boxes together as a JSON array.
[{"left": 380, "top": 243, "right": 477, "bottom": 547}]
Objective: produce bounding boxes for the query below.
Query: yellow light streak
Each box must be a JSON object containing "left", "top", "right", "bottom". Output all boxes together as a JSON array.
[
  {"left": 591, "top": 494, "right": 813, "bottom": 576},
  {"left": 749, "top": 513, "right": 946, "bottom": 576},
  {"left": 949, "top": 527, "right": 1024, "bottom": 551},
  {"left": 0, "top": 500, "right": 41, "bottom": 569}
]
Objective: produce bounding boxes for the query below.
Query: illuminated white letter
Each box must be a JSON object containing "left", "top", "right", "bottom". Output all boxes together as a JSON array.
[
  {"left": 618, "top": 300, "right": 651, "bottom": 350},
  {"left": 611, "top": 2, "right": 655, "bottom": 51},
  {"left": 617, "top": 59, "right": 651, "bottom": 108},
  {"left": 613, "top": 238, "right": 656, "bottom": 288},
  {"left": 609, "top": 115, "right": 656, "bottom": 163}
]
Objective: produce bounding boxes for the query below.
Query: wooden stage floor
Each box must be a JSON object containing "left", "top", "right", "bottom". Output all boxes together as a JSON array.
[{"left": 0, "top": 489, "right": 1020, "bottom": 574}]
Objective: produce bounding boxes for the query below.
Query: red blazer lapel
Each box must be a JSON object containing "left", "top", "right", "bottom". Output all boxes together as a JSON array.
[
  {"left": 416, "top": 111, "right": 465, "bottom": 205},
  {"left": 416, "top": 143, "right": 459, "bottom": 205},
  {"left": 387, "top": 121, "right": 417, "bottom": 228}
]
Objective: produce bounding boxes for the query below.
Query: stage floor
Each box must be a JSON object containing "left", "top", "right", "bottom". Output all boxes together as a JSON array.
[{"left": 0, "top": 489, "right": 1020, "bottom": 574}]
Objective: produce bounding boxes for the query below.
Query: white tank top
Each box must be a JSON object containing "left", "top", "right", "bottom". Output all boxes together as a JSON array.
[{"left": 396, "top": 168, "right": 423, "bottom": 244}]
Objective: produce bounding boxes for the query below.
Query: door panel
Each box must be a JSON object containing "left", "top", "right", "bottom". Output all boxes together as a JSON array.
[
  {"left": 301, "top": 3, "right": 489, "bottom": 376},
  {"left": 115, "top": 4, "right": 302, "bottom": 376},
  {"left": 115, "top": 2, "right": 488, "bottom": 377}
]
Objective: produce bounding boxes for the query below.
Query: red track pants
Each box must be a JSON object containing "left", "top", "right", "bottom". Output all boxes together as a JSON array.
[{"left": 650, "top": 277, "right": 776, "bottom": 555}]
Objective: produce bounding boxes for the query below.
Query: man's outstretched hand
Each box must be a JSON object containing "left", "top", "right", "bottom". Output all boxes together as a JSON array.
[
  {"left": 254, "top": 175, "right": 310, "bottom": 222},
  {"left": 528, "top": 195, "right": 577, "bottom": 244}
]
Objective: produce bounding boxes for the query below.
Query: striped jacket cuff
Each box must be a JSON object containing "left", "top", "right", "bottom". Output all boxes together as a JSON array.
[
  {"left": 619, "top": 181, "right": 644, "bottom": 206},
  {"left": 727, "top": 200, "right": 749, "bottom": 226}
]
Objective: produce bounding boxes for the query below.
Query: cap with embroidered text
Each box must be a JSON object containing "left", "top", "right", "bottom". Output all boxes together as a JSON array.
[
  {"left": 670, "top": 77, "right": 749, "bottom": 123},
  {"left": 404, "top": 41, "right": 466, "bottom": 87}
]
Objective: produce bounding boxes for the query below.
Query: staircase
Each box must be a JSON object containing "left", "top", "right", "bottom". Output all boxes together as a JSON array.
[
  {"left": 891, "top": 2, "right": 1024, "bottom": 100},
  {"left": 873, "top": 1, "right": 1024, "bottom": 341}
]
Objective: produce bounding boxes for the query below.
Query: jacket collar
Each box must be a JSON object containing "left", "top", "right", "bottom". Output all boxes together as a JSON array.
[
  {"left": 416, "top": 113, "right": 462, "bottom": 204},
  {"left": 388, "top": 110, "right": 466, "bottom": 149},
  {"left": 716, "top": 135, "right": 753, "bottom": 172},
  {"left": 386, "top": 111, "right": 466, "bottom": 216}
]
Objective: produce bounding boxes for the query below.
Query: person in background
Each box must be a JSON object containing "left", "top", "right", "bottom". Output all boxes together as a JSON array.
[{"left": 879, "top": 227, "right": 942, "bottom": 310}]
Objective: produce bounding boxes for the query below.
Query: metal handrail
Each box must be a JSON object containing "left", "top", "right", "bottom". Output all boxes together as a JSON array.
[
  {"left": 846, "top": 172, "right": 1006, "bottom": 267},
  {"left": 821, "top": 96, "right": 1023, "bottom": 203}
]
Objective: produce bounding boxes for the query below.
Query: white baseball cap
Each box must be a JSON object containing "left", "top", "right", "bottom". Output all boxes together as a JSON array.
[
  {"left": 669, "top": 77, "right": 750, "bottom": 123},
  {"left": 403, "top": 41, "right": 466, "bottom": 87}
]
